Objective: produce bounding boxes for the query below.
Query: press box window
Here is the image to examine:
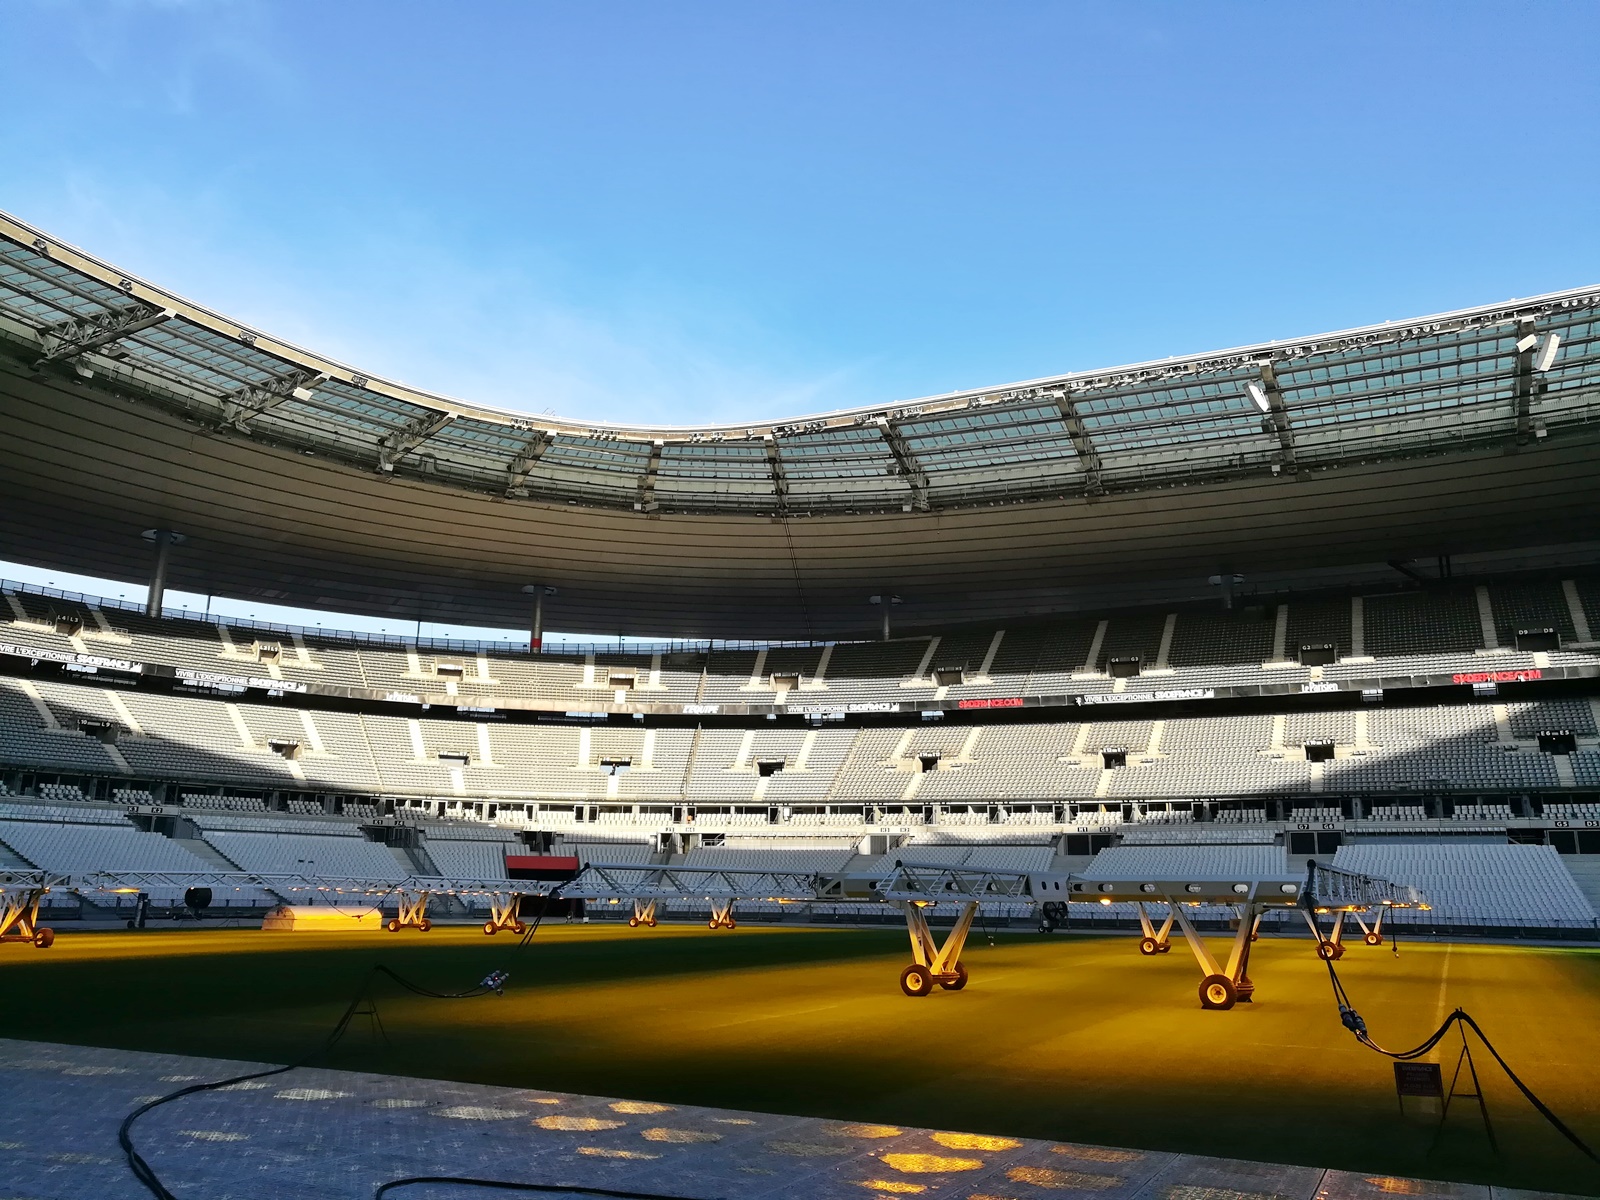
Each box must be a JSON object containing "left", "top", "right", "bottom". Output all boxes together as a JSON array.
[
  {"left": 1303, "top": 741, "right": 1335, "bottom": 763},
  {"left": 434, "top": 662, "right": 465, "bottom": 679},
  {"left": 769, "top": 672, "right": 801, "bottom": 689},
  {"left": 255, "top": 642, "right": 283, "bottom": 664},
  {"left": 600, "top": 757, "right": 632, "bottom": 775},
  {"left": 268, "top": 738, "right": 302, "bottom": 760},
  {"left": 1107, "top": 657, "right": 1140, "bottom": 678},
  {"left": 439, "top": 750, "right": 472, "bottom": 766},
  {"left": 1101, "top": 747, "right": 1127, "bottom": 769},
  {"left": 917, "top": 753, "right": 941, "bottom": 773},
  {"left": 1516, "top": 628, "right": 1560, "bottom": 652},
  {"left": 933, "top": 666, "right": 966, "bottom": 686},
  {"left": 1538, "top": 730, "right": 1577, "bottom": 755},
  {"left": 53, "top": 615, "right": 84, "bottom": 637},
  {"left": 1298, "top": 644, "right": 1337, "bottom": 666},
  {"left": 756, "top": 759, "right": 785, "bottom": 777}
]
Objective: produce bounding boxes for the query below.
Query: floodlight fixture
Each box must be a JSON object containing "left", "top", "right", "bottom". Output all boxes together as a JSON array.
[
  {"left": 1534, "top": 333, "right": 1561, "bottom": 372},
  {"left": 1515, "top": 333, "right": 1539, "bottom": 354}
]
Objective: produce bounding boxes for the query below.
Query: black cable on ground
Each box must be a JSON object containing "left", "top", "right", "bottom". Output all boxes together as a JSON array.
[
  {"left": 375, "top": 1178, "right": 713, "bottom": 1199},
  {"left": 117, "top": 896, "right": 720, "bottom": 1200},
  {"left": 1316, "top": 926, "right": 1600, "bottom": 1167}
]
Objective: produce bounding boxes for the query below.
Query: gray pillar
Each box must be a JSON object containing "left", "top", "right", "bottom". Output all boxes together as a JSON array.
[
  {"left": 523, "top": 584, "right": 555, "bottom": 653},
  {"left": 882, "top": 592, "right": 892, "bottom": 641},
  {"left": 142, "top": 529, "right": 182, "bottom": 618}
]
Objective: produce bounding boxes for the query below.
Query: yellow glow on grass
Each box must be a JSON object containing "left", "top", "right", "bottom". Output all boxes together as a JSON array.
[
  {"left": 641, "top": 1127, "right": 722, "bottom": 1143},
  {"left": 1050, "top": 1145, "right": 1140, "bottom": 1163},
  {"left": 578, "top": 1147, "right": 660, "bottom": 1160},
  {"left": 1006, "top": 1165, "right": 1122, "bottom": 1189},
  {"left": 534, "top": 1115, "right": 624, "bottom": 1131},
  {"left": 610, "top": 1100, "right": 672, "bottom": 1114},
  {"left": 859, "top": 1182, "right": 926, "bottom": 1194},
  {"left": 882, "top": 1153, "right": 984, "bottom": 1173},
  {"left": 830, "top": 1123, "right": 903, "bottom": 1139},
  {"left": 931, "top": 1132, "right": 1021, "bottom": 1151}
]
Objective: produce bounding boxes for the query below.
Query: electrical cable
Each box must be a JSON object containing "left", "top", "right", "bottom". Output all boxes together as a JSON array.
[
  {"left": 1314, "top": 920, "right": 1599, "bottom": 1167},
  {"left": 117, "top": 890, "right": 719, "bottom": 1200}
]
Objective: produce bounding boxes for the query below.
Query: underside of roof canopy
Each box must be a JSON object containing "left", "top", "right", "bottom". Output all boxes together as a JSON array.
[{"left": 1, "top": 209, "right": 1598, "bottom": 639}]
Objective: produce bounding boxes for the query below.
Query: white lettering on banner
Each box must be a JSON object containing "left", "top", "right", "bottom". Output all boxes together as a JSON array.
[
  {"left": 793, "top": 701, "right": 902, "bottom": 716},
  {"left": 1300, "top": 682, "right": 1339, "bottom": 694},
  {"left": 176, "top": 668, "right": 306, "bottom": 694},
  {"left": 681, "top": 704, "right": 721, "bottom": 714},
  {"left": 0, "top": 640, "right": 144, "bottom": 673},
  {"left": 384, "top": 692, "right": 422, "bottom": 704},
  {"left": 1079, "top": 688, "right": 1215, "bottom": 705}
]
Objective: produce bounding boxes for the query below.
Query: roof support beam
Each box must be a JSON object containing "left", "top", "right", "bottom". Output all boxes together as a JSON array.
[
  {"left": 1051, "top": 389, "right": 1103, "bottom": 494},
  {"left": 1512, "top": 316, "right": 1541, "bottom": 445},
  {"left": 218, "top": 368, "right": 326, "bottom": 433},
  {"left": 504, "top": 430, "right": 554, "bottom": 497},
  {"left": 377, "top": 410, "right": 455, "bottom": 474},
  {"left": 765, "top": 434, "right": 789, "bottom": 513},
  {"left": 875, "top": 417, "right": 930, "bottom": 512},
  {"left": 635, "top": 440, "right": 664, "bottom": 513},
  {"left": 34, "top": 302, "right": 174, "bottom": 367},
  {"left": 1253, "top": 362, "right": 1297, "bottom": 474}
]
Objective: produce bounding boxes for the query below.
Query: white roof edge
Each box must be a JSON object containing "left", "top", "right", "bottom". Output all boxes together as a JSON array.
[{"left": 4, "top": 207, "right": 1597, "bottom": 442}]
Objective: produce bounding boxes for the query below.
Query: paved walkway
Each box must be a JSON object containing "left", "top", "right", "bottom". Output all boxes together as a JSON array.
[{"left": 0, "top": 1038, "right": 1579, "bottom": 1200}]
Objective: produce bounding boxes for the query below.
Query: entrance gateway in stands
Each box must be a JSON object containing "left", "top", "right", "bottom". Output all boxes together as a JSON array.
[{"left": 0, "top": 858, "right": 1424, "bottom": 1008}]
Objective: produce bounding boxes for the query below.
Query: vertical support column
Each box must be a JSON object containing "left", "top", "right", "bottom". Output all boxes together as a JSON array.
[
  {"left": 1349, "top": 596, "right": 1365, "bottom": 658},
  {"left": 873, "top": 591, "right": 900, "bottom": 640},
  {"left": 524, "top": 584, "right": 554, "bottom": 653},
  {"left": 142, "top": 529, "right": 183, "bottom": 618}
]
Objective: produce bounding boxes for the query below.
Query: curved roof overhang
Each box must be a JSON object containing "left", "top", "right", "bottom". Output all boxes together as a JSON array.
[{"left": 2, "top": 210, "right": 1599, "bottom": 638}]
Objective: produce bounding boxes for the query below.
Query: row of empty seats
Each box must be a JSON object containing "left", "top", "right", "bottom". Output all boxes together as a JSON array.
[
  {"left": 4, "top": 678, "right": 1594, "bottom": 802},
  {"left": 7, "top": 577, "right": 1598, "bottom": 708}
]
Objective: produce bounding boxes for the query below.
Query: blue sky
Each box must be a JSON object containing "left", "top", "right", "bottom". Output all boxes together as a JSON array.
[{"left": 3, "top": 0, "right": 1599, "bottom": 637}]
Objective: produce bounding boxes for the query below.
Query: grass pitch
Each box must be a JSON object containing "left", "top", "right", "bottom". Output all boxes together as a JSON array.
[{"left": 4, "top": 922, "right": 1598, "bottom": 1194}]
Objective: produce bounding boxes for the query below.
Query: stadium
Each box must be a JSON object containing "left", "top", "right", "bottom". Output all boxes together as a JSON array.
[{"left": 2, "top": 200, "right": 1600, "bottom": 1200}]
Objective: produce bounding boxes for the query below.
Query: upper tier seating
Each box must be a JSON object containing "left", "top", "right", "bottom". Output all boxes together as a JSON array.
[{"left": 7, "top": 574, "right": 1599, "bottom": 714}]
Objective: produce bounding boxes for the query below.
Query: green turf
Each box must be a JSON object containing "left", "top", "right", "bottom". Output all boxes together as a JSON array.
[{"left": 3, "top": 923, "right": 1598, "bottom": 1195}]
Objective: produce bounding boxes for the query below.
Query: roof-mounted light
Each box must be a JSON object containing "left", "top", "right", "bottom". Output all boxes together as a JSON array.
[
  {"left": 1534, "top": 333, "right": 1561, "bottom": 372},
  {"left": 1246, "top": 381, "right": 1271, "bottom": 413}
]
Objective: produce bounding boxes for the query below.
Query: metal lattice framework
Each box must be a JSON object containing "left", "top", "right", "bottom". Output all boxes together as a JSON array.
[{"left": 2, "top": 210, "right": 1597, "bottom": 518}]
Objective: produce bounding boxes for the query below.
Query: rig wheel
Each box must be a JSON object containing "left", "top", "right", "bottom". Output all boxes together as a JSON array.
[
  {"left": 418, "top": 918, "right": 432, "bottom": 933},
  {"left": 899, "top": 964, "right": 934, "bottom": 997},
  {"left": 1199, "top": 974, "right": 1237, "bottom": 1010},
  {"left": 939, "top": 962, "right": 969, "bottom": 991},
  {"left": 708, "top": 919, "right": 719, "bottom": 929},
  {"left": 1157, "top": 941, "right": 1171, "bottom": 953},
  {"left": 1316, "top": 941, "right": 1338, "bottom": 960},
  {"left": 725, "top": 918, "right": 737, "bottom": 930},
  {"left": 646, "top": 919, "right": 657, "bottom": 928},
  {"left": 1138, "top": 936, "right": 1160, "bottom": 956},
  {"left": 386, "top": 918, "right": 401, "bottom": 933},
  {"left": 483, "top": 922, "right": 497, "bottom": 936},
  {"left": 1365, "top": 932, "right": 1383, "bottom": 947},
  {"left": 628, "top": 916, "right": 640, "bottom": 928},
  {"left": 32, "top": 927, "right": 54, "bottom": 949},
  {"left": 513, "top": 922, "right": 527, "bottom": 934}
]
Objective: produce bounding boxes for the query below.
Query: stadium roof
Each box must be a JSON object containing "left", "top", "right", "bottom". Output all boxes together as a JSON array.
[{"left": 2, "top": 208, "right": 1599, "bottom": 638}]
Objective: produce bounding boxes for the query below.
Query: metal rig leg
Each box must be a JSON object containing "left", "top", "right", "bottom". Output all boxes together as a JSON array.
[
  {"left": 0, "top": 888, "right": 49, "bottom": 946},
  {"left": 708, "top": 899, "right": 735, "bottom": 929},
  {"left": 899, "top": 901, "right": 978, "bottom": 995},
  {"left": 1354, "top": 906, "right": 1385, "bottom": 946},
  {"left": 1136, "top": 902, "right": 1175, "bottom": 954},
  {"left": 629, "top": 898, "right": 658, "bottom": 928},
  {"left": 390, "top": 891, "right": 432, "bottom": 932},
  {"left": 483, "top": 893, "right": 525, "bottom": 935},
  {"left": 1168, "top": 901, "right": 1255, "bottom": 1010},
  {"left": 1302, "top": 907, "right": 1347, "bottom": 960}
]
